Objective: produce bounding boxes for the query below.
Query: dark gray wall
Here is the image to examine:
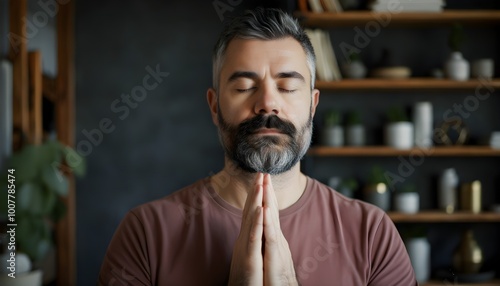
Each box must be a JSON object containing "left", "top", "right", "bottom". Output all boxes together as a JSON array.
[{"left": 75, "top": 1, "right": 500, "bottom": 285}]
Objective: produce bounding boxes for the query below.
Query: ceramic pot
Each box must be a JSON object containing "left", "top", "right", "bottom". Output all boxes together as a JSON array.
[
  {"left": 322, "top": 126, "right": 344, "bottom": 147},
  {"left": 413, "top": 102, "right": 433, "bottom": 148},
  {"left": 346, "top": 124, "right": 365, "bottom": 146},
  {"left": 364, "top": 183, "right": 390, "bottom": 211},
  {"left": 385, "top": 122, "right": 414, "bottom": 149},
  {"left": 342, "top": 60, "right": 367, "bottom": 79},
  {"left": 453, "top": 230, "right": 483, "bottom": 274},
  {"left": 445, "top": 52, "right": 470, "bottom": 81},
  {"left": 394, "top": 192, "right": 419, "bottom": 214},
  {"left": 406, "top": 237, "right": 431, "bottom": 283},
  {"left": 0, "top": 269, "right": 43, "bottom": 286}
]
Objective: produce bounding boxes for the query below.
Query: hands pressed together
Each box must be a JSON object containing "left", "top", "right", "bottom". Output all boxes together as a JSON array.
[{"left": 229, "top": 173, "right": 299, "bottom": 286}]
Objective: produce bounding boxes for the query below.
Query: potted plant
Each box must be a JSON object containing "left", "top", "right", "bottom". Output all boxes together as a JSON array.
[
  {"left": 342, "top": 52, "right": 367, "bottom": 79},
  {"left": 338, "top": 177, "right": 359, "bottom": 198},
  {"left": 385, "top": 106, "right": 414, "bottom": 149},
  {"left": 0, "top": 139, "right": 85, "bottom": 285},
  {"left": 401, "top": 226, "right": 430, "bottom": 283},
  {"left": 363, "top": 166, "right": 390, "bottom": 211},
  {"left": 445, "top": 23, "right": 470, "bottom": 81},
  {"left": 321, "top": 110, "right": 344, "bottom": 147},
  {"left": 393, "top": 183, "right": 419, "bottom": 214},
  {"left": 345, "top": 110, "right": 365, "bottom": 146}
]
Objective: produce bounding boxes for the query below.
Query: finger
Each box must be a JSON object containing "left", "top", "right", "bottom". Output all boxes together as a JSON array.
[
  {"left": 263, "top": 174, "right": 280, "bottom": 228},
  {"left": 241, "top": 173, "right": 264, "bottom": 234},
  {"left": 248, "top": 206, "right": 264, "bottom": 253}
]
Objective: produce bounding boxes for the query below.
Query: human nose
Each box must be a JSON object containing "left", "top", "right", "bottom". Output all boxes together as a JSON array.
[{"left": 253, "top": 83, "right": 280, "bottom": 115}]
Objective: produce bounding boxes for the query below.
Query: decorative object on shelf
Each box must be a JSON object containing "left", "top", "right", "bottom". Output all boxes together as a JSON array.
[
  {"left": 385, "top": 106, "right": 414, "bottom": 150},
  {"left": 369, "top": 0, "right": 445, "bottom": 12},
  {"left": 342, "top": 52, "right": 367, "bottom": 79},
  {"left": 453, "top": 229, "right": 483, "bottom": 274},
  {"left": 394, "top": 184, "right": 419, "bottom": 214},
  {"left": 490, "top": 131, "right": 500, "bottom": 149},
  {"left": 0, "top": 139, "right": 86, "bottom": 285},
  {"left": 434, "top": 119, "right": 468, "bottom": 146},
  {"left": 345, "top": 111, "right": 365, "bottom": 146},
  {"left": 403, "top": 227, "right": 430, "bottom": 284},
  {"left": 338, "top": 177, "right": 358, "bottom": 198},
  {"left": 460, "top": 180, "right": 482, "bottom": 213},
  {"left": 363, "top": 166, "right": 390, "bottom": 211},
  {"left": 431, "top": 68, "right": 444, "bottom": 79},
  {"left": 371, "top": 49, "right": 411, "bottom": 79},
  {"left": 413, "top": 102, "right": 433, "bottom": 148},
  {"left": 438, "top": 168, "right": 459, "bottom": 214},
  {"left": 445, "top": 23, "right": 470, "bottom": 81},
  {"left": 321, "top": 110, "right": 344, "bottom": 147},
  {"left": 472, "top": 58, "right": 494, "bottom": 79},
  {"left": 305, "top": 29, "right": 342, "bottom": 82}
]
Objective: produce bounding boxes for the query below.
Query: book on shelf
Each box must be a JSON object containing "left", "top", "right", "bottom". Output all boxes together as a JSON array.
[
  {"left": 304, "top": 29, "right": 342, "bottom": 82},
  {"left": 298, "top": 0, "right": 344, "bottom": 12},
  {"left": 369, "top": 0, "right": 445, "bottom": 12}
]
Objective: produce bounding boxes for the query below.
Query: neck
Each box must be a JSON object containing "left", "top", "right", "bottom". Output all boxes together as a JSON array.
[{"left": 210, "top": 158, "right": 307, "bottom": 210}]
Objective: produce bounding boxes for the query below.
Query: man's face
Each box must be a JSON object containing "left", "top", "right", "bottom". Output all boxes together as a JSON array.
[{"left": 208, "top": 37, "right": 319, "bottom": 174}]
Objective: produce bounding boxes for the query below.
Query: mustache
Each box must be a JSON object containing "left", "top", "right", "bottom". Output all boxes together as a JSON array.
[{"left": 238, "top": 114, "right": 297, "bottom": 137}]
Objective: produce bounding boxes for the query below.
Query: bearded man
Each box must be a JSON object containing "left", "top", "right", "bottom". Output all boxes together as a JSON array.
[{"left": 99, "top": 8, "right": 417, "bottom": 286}]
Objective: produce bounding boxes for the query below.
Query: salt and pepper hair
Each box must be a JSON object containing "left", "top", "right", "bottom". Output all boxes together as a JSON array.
[{"left": 212, "top": 7, "right": 316, "bottom": 91}]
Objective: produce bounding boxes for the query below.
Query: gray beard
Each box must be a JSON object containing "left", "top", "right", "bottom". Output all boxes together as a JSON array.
[{"left": 217, "top": 111, "right": 313, "bottom": 175}]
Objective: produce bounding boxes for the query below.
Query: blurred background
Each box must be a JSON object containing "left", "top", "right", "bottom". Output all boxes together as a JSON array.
[{"left": 1, "top": 0, "right": 500, "bottom": 285}]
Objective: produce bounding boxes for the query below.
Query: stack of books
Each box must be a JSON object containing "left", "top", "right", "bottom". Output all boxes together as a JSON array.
[
  {"left": 305, "top": 29, "right": 342, "bottom": 82},
  {"left": 369, "top": 0, "right": 446, "bottom": 12}
]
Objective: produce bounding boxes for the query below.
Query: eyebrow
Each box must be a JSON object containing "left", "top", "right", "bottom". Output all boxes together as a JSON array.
[{"left": 227, "top": 71, "right": 305, "bottom": 82}]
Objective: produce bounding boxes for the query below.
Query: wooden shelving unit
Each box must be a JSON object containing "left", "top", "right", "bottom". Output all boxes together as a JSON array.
[
  {"left": 308, "top": 146, "right": 500, "bottom": 157},
  {"left": 315, "top": 78, "right": 500, "bottom": 91},
  {"left": 388, "top": 211, "right": 500, "bottom": 223},
  {"left": 296, "top": 10, "right": 500, "bottom": 27}
]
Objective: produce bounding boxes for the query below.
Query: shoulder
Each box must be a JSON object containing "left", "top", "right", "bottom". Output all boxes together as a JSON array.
[{"left": 128, "top": 178, "right": 213, "bottom": 226}]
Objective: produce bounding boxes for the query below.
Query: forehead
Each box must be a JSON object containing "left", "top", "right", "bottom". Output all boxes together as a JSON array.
[{"left": 221, "top": 37, "right": 309, "bottom": 77}]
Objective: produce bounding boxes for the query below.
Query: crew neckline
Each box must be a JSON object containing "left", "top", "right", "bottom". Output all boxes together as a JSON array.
[{"left": 203, "top": 176, "right": 314, "bottom": 218}]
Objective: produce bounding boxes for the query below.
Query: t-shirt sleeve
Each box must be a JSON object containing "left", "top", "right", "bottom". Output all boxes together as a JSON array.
[
  {"left": 368, "top": 213, "right": 417, "bottom": 286},
  {"left": 98, "top": 211, "right": 151, "bottom": 286}
]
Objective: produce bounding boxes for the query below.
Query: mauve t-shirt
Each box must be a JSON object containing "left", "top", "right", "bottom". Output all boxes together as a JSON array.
[{"left": 98, "top": 177, "right": 417, "bottom": 286}]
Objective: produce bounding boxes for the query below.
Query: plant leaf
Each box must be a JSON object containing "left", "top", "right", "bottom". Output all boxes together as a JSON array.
[
  {"left": 17, "top": 183, "right": 44, "bottom": 214},
  {"left": 8, "top": 145, "right": 39, "bottom": 182},
  {"left": 42, "top": 164, "right": 69, "bottom": 196}
]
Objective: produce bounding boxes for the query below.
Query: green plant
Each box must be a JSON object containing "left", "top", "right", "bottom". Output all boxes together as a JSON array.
[
  {"left": 0, "top": 139, "right": 85, "bottom": 263},
  {"left": 339, "top": 177, "right": 359, "bottom": 191},
  {"left": 396, "top": 183, "right": 417, "bottom": 194},
  {"left": 324, "top": 110, "right": 342, "bottom": 127},
  {"left": 368, "top": 166, "right": 388, "bottom": 185},
  {"left": 346, "top": 111, "right": 362, "bottom": 126},
  {"left": 386, "top": 106, "right": 409, "bottom": 123},
  {"left": 448, "top": 22, "right": 464, "bottom": 52},
  {"left": 348, "top": 51, "right": 361, "bottom": 62}
]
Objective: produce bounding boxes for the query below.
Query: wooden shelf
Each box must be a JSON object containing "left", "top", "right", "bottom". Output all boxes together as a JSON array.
[
  {"left": 422, "top": 279, "right": 500, "bottom": 286},
  {"left": 315, "top": 78, "right": 500, "bottom": 91},
  {"left": 307, "top": 146, "right": 500, "bottom": 157},
  {"left": 296, "top": 10, "right": 500, "bottom": 27},
  {"left": 388, "top": 211, "right": 500, "bottom": 223}
]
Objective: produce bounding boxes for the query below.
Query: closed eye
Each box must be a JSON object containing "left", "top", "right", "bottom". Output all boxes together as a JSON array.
[
  {"left": 236, "top": 87, "right": 256, "bottom": 93},
  {"left": 278, "top": 88, "right": 297, "bottom": 93}
]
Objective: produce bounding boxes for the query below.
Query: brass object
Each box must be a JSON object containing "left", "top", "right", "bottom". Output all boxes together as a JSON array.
[
  {"left": 435, "top": 120, "right": 468, "bottom": 145},
  {"left": 453, "top": 230, "right": 483, "bottom": 274},
  {"left": 461, "top": 181, "right": 482, "bottom": 213}
]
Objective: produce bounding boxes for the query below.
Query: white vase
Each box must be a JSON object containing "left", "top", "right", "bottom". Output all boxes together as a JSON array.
[
  {"left": 346, "top": 125, "right": 365, "bottom": 146},
  {"left": 439, "top": 168, "right": 459, "bottom": 213},
  {"left": 322, "top": 126, "right": 344, "bottom": 147},
  {"left": 342, "top": 60, "right": 367, "bottom": 79},
  {"left": 413, "top": 102, "right": 433, "bottom": 148},
  {"left": 385, "top": 122, "right": 414, "bottom": 149},
  {"left": 445, "top": 52, "right": 470, "bottom": 81},
  {"left": 406, "top": 237, "right": 431, "bottom": 283},
  {"left": 394, "top": 192, "right": 419, "bottom": 214},
  {"left": 0, "top": 269, "right": 43, "bottom": 286}
]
